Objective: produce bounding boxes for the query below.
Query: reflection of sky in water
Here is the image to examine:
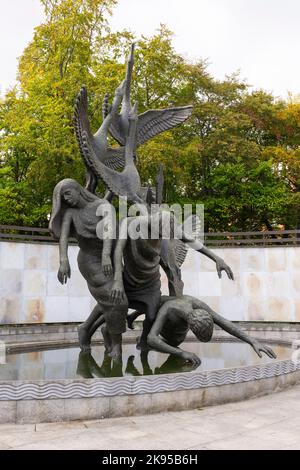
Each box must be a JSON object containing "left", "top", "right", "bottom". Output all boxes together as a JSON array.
[{"left": 0, "top": 342, "right": 290, "bottom": 381}]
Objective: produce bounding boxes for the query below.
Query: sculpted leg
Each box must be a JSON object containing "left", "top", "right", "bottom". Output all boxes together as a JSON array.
[
  {"left": 103, "top": 304, "right": 128, "bottom": 362},
  {"left": 78, "top": 303, "right": 103, "bottom": 352},
  {"left": 101, "top": 325, "right": 112, "bottom": 353},
  {"left": 88, "top": 313, "right": 105, "bottom": 338},
  {"left": 109, "top": 333, "right": 122, "bottom": 362},
  {"left": 127, "top": 310, "right": 143, "bottom": 329},
  {"left": 137, "top": 295, "right": 161, "bottom": 350}
]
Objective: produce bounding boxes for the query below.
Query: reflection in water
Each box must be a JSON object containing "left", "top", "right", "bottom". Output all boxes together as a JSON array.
[
  {"left": 76, "top": 350, "right": 200, "bottom": 378},
  {"left": 77, "top": 352, "right": 123, "bottom": 378},
  {"left": 0, "top": 341, "right": 288, "bottom": 381}
]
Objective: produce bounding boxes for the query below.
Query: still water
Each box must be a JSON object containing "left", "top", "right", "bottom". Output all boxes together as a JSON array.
[{"left": 0, "top": 341, "right": 290, "bottom": 381}]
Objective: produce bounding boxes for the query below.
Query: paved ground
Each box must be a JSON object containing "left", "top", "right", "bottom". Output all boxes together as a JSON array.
[{"left": 0, "top": 385, "right": 300, "bottom": 450}]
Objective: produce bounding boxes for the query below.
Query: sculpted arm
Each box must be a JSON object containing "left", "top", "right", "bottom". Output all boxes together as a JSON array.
[
  {"left": 110, "top": 218, "right": 131, "bottom": 304},
  {"left": 147, "top": 304, "right": 179, "bottom": 355},
  {"left": 179, "top": 230, "right": 234, "bottom": 280},
  {"left": 101, "top": 237, "right": 114, "bottom": 277},
  {"left": 58, "top": 210, "right": 73, "bottom": 284},
  {"left": 147, "top": 304, "right": 201, "bottom": 364},
  {"left": 96, "top": 200, "right": 114, "bottom": 277},
  {"left": 190, "top": 297, "right": 276, "bottom": 359}
]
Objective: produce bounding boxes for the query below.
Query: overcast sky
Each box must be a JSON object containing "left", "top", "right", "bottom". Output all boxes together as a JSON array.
[{"left": 1, "top": 0, "right": 300, "bottom": 98}]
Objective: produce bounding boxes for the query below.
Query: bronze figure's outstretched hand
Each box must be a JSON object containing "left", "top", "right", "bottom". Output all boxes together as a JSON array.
[
  {"left": 57, "top": 259, "right": 71, "bottom": 284},
  {"left": 181, "top": 351, "right": 202, "bottom": 365},
  {"left": 110, "top": 280, "right": 126, "bottom": 304},
  {"left": 251, "top": 340, "right": 277, "bottom": 359},
  {"left": 215, "top": 258, "right": 234, "bottom": 280}
]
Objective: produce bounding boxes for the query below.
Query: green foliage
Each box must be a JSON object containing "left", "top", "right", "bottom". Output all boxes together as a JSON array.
[{"left": 0, "top": 0, "right": 299, "bottom": 231}]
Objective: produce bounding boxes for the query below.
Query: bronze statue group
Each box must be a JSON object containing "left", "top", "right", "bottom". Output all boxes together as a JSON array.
[{"left": 49, "top": 45, "right": 275, "bottom": 367}]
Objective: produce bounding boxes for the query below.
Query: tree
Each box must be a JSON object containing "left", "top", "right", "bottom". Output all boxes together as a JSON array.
[
  {"left": 0, "top": 3, "right": 299, "bottom": 231},
  {"left": 0, "top": 0, "right": 130, "bottom": 226}
]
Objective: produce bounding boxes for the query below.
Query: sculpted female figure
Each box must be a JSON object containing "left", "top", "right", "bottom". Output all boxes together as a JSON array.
[
  {"left": 49, "top": 79, "right": 136, "bottom": 361},
  {"left": 49, "top": 178, "right": 128, "bottom": 360}
]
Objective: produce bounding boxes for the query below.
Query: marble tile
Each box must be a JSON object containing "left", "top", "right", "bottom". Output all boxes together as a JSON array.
[
  {"left": 0, "top": 243, "right": 24, "bottom": 270},
  {"left": 266, "top": 247, "right": 287, "bottom": 272},
  {"left": 0, "top": 242, "right": 298, "bottom": 324},
  {"left": 24, "top": 244, "right": 47, "bottom": 270},
  {"left": 1, "top": 270, "right": 22, "bottom": 296},
  {"left": 47, "top": 245, "right": 60, "bottom": 272},
  {"left": 220, "top": 271, "right": 242, "bottom": 297},
  {"left": 199, "top": 296, "right": 220, "bottom": 313},
  {"left": 68, "top": 297, "right": 92, "bottom": 322},
  {"left": 241, "top": 248, "right": 265, "bottom": 272},
  {"left": 266, "top": 297, "right": 295, "bottom": 322},
  {"left": 24, "top": 298, "right": 46, "bottom": 323},
  {"left": 46, "top": 271, "right": 68, "bottom": 296},
  {"left": 181, "top": 249, "right": 201, "bottom": 272},
  {"left": 0, "top": 296, "right": 21, "bottom": 323},
  {"left": 181, "top": 271, "right": 201, "bottom": 297},
  {"left": 219, "top": 296, "right": 247, "bottom": 321},
  {"left": 67, "top": 270, "right": 89, "bottom": 296},
  {"left": 294, "top": 300, "right": 300, "bottom": 322},
  {"left": 213, "top": 248, "right": 224, "bottom": 259},
  {"left": 45, "top": 296, "right": 69, "bottom": 322},
  {"left": 197, "top": 254, "right": 217, "bottom": 272},
  {"left": 241, "top": 272, "right": 267, "bottom": 299},
  {"left": 288, "top": 247, "right": 300, "bottom": 271},
  {"left": 266, "top": 272, "right": 290, "bottom": 298},
  {"left": 221, "top": 248, "right": 241, "bottom": 273},
  {"left": 23, "top": 270, "right": 46, "bottom": 296},
  {"left": 289, "top": 271, "right": 300, "bottom": 298},
  {"left": 197, "top": 272, "right": 222, "bottom": 297},
  {"left": 68, "top": 246, "right": 80, "bottom": 271},
  {"left": 247, "top": 299, "right": 268, "bottom": 321}
]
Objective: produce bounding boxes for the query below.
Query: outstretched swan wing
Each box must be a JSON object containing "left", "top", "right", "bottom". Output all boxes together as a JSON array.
[
  {"left": 74, "top": 86, "right": 94, "bottom": 167},
  {"left": 137, "top": 105, "right": 193, "bottom": 145},
  {"left": 108, "top": 105, "right": 193, "bottom": 147}
]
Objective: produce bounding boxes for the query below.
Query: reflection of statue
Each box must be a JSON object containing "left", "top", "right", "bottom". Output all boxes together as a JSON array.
[
  {"left": 76, "top": 349, "right": 199, "bottom": 379},
  {"left": 125, "top": 351, "right": 200, "bottom": 376},
  {"left": 146, "top": 295, "right": 276, "bottom": 364},
  {"left": 77, "top": 351, "right": 123, "bottom": 378}
]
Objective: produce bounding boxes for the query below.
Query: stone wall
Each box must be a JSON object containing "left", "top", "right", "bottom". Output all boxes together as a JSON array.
[
  {"left": 0, "top": 241, "right": 299, "bottom": 323},
  {"left": 173, "top": 246, "right": 300, "bottom": 322}
]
